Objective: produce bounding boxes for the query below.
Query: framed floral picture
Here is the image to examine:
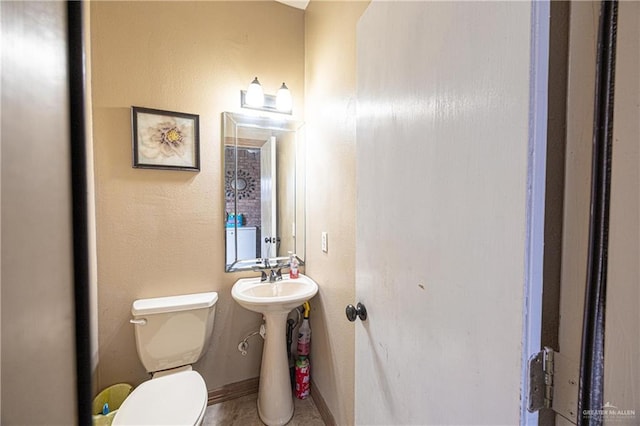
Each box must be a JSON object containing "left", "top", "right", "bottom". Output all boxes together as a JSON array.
[{"left": 131, "top": 106, "right": 200, "bottom": 171}]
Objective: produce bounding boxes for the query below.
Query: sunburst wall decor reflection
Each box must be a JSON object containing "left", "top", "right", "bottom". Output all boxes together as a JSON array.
[{"left": 225, "top": 169, "right": 257, "bottom": 200}]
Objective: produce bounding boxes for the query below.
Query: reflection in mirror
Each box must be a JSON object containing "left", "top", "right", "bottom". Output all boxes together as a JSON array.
[{"left": 223, "top": 112, "right": 305, "bottom": 272}]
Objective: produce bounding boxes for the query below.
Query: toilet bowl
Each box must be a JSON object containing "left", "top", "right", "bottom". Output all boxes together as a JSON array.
[
  {"left": 113, "top": 369, "right": 207, "bottom": 425},
  {"left": 112, "top": 292, "right": 218, "bottom": 426}
]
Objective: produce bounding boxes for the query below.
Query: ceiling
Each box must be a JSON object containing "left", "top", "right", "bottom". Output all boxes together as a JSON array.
[{"left": 276, "top": 0, "right": 310, "bottom": 10}]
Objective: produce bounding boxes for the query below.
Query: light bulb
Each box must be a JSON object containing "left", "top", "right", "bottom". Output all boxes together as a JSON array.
[
  {"left": 276, "top": 82, "right": 292, "bottom": 112},
  {"left": 246, "top": 77, "right": 264, "bottom": 107}
]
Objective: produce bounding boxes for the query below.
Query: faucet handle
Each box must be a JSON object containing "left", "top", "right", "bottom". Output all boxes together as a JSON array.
[
  {"left": 276, "top": 268, "right": 282, "bottom": 281},
  {"left": 261, "top": 271, "right": 268, "bottom": 282}
]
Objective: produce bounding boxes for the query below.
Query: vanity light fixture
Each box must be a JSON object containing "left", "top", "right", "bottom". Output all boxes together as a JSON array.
[
  {"left": 240, "top": 77, "right": 293, "bottom": 115},
  {"left": 275, "top": 83, "right": 292, "bottom": 113},
  {"left": 245, "top": 77, "right": 264, "bottom": 108}
]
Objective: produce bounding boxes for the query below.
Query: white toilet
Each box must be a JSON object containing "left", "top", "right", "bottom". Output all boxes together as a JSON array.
[{"left": 113, "top": 291, "right": 218, "bottom": 426}]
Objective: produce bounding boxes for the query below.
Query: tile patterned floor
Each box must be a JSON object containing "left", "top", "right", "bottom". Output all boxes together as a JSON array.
[{"left": 202, "top": 393, "right": 325, "bottom": 426}]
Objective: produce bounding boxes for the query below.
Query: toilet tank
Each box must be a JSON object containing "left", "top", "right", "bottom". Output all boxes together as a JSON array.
[{"left": 131, "top": 292, "right": 218, "bottom": 373}]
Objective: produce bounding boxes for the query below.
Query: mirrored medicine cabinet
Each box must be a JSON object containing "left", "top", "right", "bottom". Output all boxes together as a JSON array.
[{"left": 222, "top": 112, "right": 305, "bottom": 272}]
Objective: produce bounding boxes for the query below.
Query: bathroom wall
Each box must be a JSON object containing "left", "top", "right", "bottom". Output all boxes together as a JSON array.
[
  {"left": 558, "top": 2, "right": 640, "bottom": 419},
  {"left": 604, "top": 0, "right": 639, "bottom": 415},
  {"left": 304, "top": 1, "right": 370, "bottom": 424},
  {"left": 556, "top": 2, "right": 597, "bottom": 414},
  {"left": 90, "top": 1, "right": 304, "bottom": 391}
]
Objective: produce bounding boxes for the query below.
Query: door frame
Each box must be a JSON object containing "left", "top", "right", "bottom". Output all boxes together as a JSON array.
[
  {"left": 67, "top": 1, "right": 93, "bottom": 423},
  {"left": 521, "top": 2, "right": 620, "bottom": 424},
  {"left": 520, "top": 1, "right": 550, "bottom": 424},
  {"left": 261, "top": 136, "right": 277, "bottom": 258},
  {"left": 579, "top": 1, "right": 618, "bottom": 419}
]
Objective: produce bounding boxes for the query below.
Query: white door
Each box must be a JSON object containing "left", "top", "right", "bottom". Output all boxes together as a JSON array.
[
  {"left": 355, "top": 2, "right": 535, "bottom": 424},
  {"left": 261, "top": 136, "right": 277, "bottom": 258}
]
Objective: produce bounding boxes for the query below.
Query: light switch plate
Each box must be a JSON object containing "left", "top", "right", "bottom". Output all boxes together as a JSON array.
[{"left": 321, "top": 232, "right": 328, "bottom": 253}]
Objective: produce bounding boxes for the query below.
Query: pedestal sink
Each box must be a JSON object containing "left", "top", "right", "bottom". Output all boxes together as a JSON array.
[{"left": 231, "top": 273, "right": 318, "bottom": 426}]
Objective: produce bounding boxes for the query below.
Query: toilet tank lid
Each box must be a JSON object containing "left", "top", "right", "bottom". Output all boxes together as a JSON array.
[{"left": 132, "top": 292, "right": 218, "bottom": 316}]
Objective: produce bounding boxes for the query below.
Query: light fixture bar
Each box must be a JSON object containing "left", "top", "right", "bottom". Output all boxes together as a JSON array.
[{"left": 240, "top": 90, "right": 292, "bottom": 115}]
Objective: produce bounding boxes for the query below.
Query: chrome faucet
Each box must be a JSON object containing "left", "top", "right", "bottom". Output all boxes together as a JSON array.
[
  {"left": 269, "top": 268, "right": 282, "bottom": 283},
  {"left": 258, "top": 258, "right": 282, "bottom": 283},
  {"left": 260, "top": 268, "right": 282, "bottom": 283}
]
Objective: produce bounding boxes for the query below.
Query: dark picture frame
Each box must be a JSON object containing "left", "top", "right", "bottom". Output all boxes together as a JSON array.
[{"left": 131, "top": 106, "right": 200, "bottom": 171}]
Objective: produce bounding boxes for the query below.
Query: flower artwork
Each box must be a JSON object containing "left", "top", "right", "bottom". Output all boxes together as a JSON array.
[{"left": 132, "top": 107, "right": 200, "bottom": 171}]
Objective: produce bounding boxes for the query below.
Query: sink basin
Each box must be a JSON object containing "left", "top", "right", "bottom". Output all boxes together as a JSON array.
[
  {"left": 232, "top": 273, "right": 318, "bottom": 313},
  {"left": 231, "top": 273, "right": 318, "bottom": 425}
]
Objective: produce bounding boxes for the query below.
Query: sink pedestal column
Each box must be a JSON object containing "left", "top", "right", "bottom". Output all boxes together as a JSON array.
[{"left": 257, "top": 311, "right": 294, "bottom": 426}]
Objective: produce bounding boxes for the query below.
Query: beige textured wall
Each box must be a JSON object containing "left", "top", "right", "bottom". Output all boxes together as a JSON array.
[
  {"left": 90, "top": 1, "right": 304, "bottom": 391},
  {"left": 304, "top": 1, "right": 369, "bottom": 424},
  {"left": 604, "top": 0, "right": 640, "bottom": 417},
  {"left": 558, "top": 0, "right": 597, "bottom": 383}
]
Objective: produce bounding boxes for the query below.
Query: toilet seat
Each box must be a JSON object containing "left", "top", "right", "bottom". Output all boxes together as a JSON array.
[{"left": 113, "top": 370, "right": 207, "bottom": 425}]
